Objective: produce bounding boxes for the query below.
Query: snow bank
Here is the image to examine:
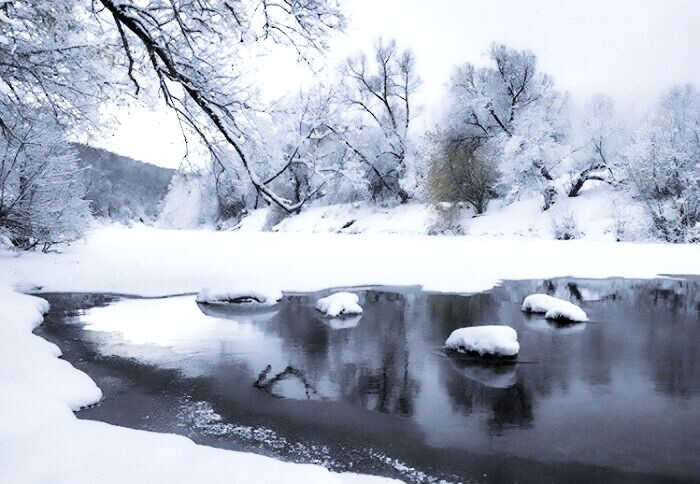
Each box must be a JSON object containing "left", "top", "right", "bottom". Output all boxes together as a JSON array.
[
  {"left": 444, "top": 325, "right": 520, "bottom": 357},
  {"left": 522, "top": 294, "right": 588, "bottom": 322},
  {"left": 0, "top": 284, "right": 395, "bottom": 483},
  {"left": 197, "top": 286, "right": 282, "bottom": 306},
  {"left": 315, "top": 292, "right": 363, "bottom": 317},
  {"left": 231, "top": 187, "right": 649, "bottom": 241},
  {"left": 1, "top": 225, "right": 698, "bottom": 297}
]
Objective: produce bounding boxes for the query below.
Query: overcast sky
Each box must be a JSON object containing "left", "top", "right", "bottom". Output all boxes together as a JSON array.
[{"left": 98, "top": 0, "right": 700, "bottom": 169}]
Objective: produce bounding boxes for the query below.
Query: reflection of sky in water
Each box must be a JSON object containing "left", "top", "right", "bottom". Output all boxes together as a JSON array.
[{"left": 76, "top": 279, "right": 700, "bottom": 478}]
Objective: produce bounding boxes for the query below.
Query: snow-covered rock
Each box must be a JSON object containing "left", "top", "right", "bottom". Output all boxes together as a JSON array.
[
  {"left": 196, "top": 287, "right": 282, "bottom": 306},
  {"left": 444, "top": 325, "right": 520, "bottom": 357},
  {"left": 315, "top": 292, "right": 363, "bottom": 317},
  {"left": 521, "top": 294, "right": 588, "bottom": 322}
]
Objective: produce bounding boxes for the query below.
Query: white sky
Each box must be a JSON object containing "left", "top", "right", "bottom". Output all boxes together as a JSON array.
[{"left": 96, "top": 0, "right": 700, "bottom": 169}]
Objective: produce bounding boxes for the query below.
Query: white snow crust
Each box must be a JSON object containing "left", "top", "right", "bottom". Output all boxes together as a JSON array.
[
  {"left": 444, "top": 325, "right": 520, "bottom": 357},
  {"left": 315, "top": 292, "right": 363, "bottom": 317},
  {"left": 522, "top": 294, "right": 589, "bottom": 322}
]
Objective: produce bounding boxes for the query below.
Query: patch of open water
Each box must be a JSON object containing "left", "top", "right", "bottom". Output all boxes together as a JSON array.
[{"left": 36, "top": 277, "right": 700, "bottom": 483}]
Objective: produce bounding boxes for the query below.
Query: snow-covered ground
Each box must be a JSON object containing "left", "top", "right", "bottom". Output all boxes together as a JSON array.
[
  {"left": 2, "top": 224, "right": 697, "bottom": 296},
  {"left": 234, "top": 187, "right": 649, "bottom": 241},
  {"left": 1, "top": 224, "right": 698, "bottom": 483}
]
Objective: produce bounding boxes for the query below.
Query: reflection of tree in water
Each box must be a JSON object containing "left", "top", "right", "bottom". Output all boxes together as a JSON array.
[
  {"left": 500, "top": 277, "right": 699, "bottom": 398},
  {"left": 263, "top": 289, "right": 421, "bottom": 416},
  {"left": 425, "top": 292, "right": 501, "bottom": 339},
  {"left": 340, "top": 290, "right": 420, "bottom": 416},
  {"left": 438, "top": 360, "right": 534, "bottom": 434},
  {"left": 254, "top": 364, "right": 320, "bottom": 399}
]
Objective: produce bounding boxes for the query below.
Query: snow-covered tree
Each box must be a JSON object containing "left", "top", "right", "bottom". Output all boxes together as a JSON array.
[
  {"left": 0, "top": 109, "right": 91, "bottom": 251},
  {"left": 96, "top": 0, "right": 345, "bottom": 213},
  {"left": 624, "top": 85, "right": 699, "bottom": 242},
  {"left": 444, "top": 44, "right": 570, "bottom": 209},
  {"left": 338, "top": 38, "right": 420, "bottom": 203},
  {"left": 568, "top": 95, "right": 625, "bottom": 197}
]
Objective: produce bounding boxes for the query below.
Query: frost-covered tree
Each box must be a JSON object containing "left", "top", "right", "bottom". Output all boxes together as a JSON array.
[
  {"left": 624, "top": 85, "right": 699, "bottom": 243},
  {"left": 338, "top": 38, "right": 420, "bottom": 203},
  {"left": 444, "top": 44, "right": 570, "bottom": 209},
  {"left": 96, "top": 0, "right": 345, "bottom": 212},
  {"left": 0, "top": 2, "right": 100, "bottom": 249},
  {"left": 568, "top": 95, "right": 624, "bottom": 197},
  {"left": 0, "top": 109, "right": 91, "bottom": 251}
]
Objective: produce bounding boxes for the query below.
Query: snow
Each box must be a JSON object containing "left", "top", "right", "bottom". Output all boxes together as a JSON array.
[
  {"left": 315, "top": 292, "right": 363, "bottom": 317},
  {"left": 197, "top": 286, "right": 282, "bottom": 305},
  {"left": 0, "top": 224, "right": 697, "bottom": 482},
  {"left": 444, "top": 325, "right": 520, "bottom": 357},
  {"left": 1, "top": 224, "right": 697, "bottom": 297},
  {"left": 522, "top": 294, "right": 589, "bottom": 322},
  {"left": 0, "top": 284, "right": 395, "bottom": 484},
  {"left": 231, "top": 187, "right": 649, "bottom": 241}
]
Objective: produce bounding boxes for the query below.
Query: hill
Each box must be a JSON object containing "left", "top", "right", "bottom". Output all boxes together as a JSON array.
[{"left": 73, "top": 144, "right": 174, "bottom": 222}]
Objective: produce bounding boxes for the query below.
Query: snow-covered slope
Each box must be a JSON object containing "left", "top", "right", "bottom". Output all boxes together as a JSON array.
[{"left": 233, "top": 186, "right": 649, "bottom": 242}]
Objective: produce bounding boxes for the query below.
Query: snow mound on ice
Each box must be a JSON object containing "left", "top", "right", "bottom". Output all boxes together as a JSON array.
[
  {"left": 315, "top": 292, "right": 363, "bottom": 317},
  {"left": 521, "top": 294, "right": 588, "bottom": 322},
  {"left": 444, "top": 325, "right": 520, "bottom": 357},
  {"left": 196, "top": 286, "right": 282, "bottom": 306}
]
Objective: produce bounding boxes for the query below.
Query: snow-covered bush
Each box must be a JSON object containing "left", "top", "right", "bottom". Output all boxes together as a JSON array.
[
  {"left": 551, "top": 213, "right": 583, "bottom": 240},
  {"left": 427, "top": 202, "right": 466, "bottom": 235},
  {"left": 444, "top": 325, "right": 520, "bottom": 357},
  {"left": 159, "top": 171, "right": 219, "bottom": 229}
]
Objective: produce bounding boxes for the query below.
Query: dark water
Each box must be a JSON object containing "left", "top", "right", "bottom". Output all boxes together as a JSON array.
[{"left": 37, "top": 277, "right": 700, "bottom": 483}]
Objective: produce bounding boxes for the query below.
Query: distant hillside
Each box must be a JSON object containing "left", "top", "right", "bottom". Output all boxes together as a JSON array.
[{"left": 73, "top": 144, "right": 174, "bottom": 222}]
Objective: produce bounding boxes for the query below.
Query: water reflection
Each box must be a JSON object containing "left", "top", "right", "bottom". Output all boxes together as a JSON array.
[{"left": 74, "top": 278, "right": 700, "bottom": 479}]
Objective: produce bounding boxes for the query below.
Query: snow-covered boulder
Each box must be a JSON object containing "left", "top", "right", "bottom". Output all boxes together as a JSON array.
[
  {"left": 196, "top": 287, "right": 282, "bottom": 306},
  {"left": 315, "top": 292, "right": 363, "bottom": 317},
  {"left": 444, "top": 325, "right": 520, "bottom": 357},
  {"left": 521, "top": 294, "right": 588, "bottom": 322}
]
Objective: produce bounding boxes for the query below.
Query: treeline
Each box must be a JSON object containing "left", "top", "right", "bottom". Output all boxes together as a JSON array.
[
  {"left": 0, "top": 1, "right": 697, "bottom": 250},
  {"left": 205, "top": 42, "right": 699, "bottom": 243}
]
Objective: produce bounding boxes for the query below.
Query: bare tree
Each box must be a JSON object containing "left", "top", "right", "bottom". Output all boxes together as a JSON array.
[{"left": 426, "top": 131, "right": 498, "bottom": 214}]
